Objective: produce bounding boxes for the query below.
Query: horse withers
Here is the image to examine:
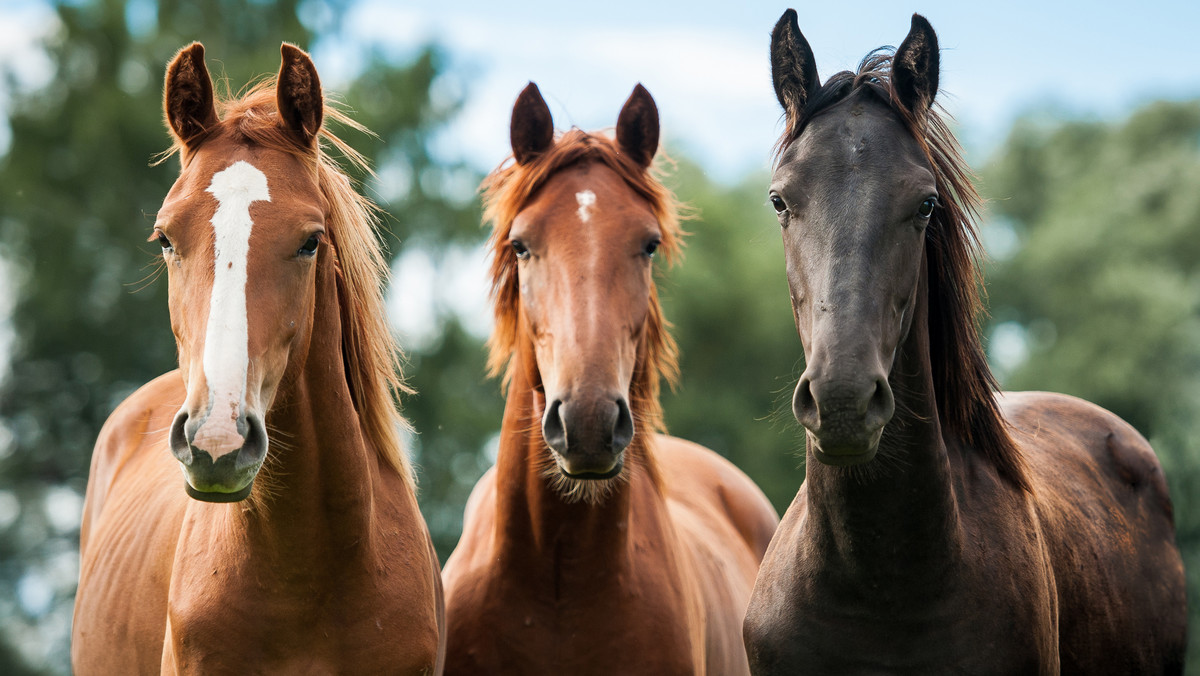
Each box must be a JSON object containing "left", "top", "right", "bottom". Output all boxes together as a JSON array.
[
  {"left": 72, "top": 44, "right": 444, "bottom": 673},
  {"left": 442, "top": 83, "right": 779, "bottom": 674},
  {"left": 743, "top": 11, "right": 1186, "bottom": 674}
]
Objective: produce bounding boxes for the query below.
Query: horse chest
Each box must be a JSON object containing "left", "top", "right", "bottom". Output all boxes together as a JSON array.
[
  {"left": 163, "top": 546, "right": 439, "bottom": 674},
  {"left": 746, "top": 537, "right": 1057, "bottom": 675},
  {"left": 446, "top": 554, "right": 701, "bottom": 675},
  {"left": 165, "top": 591, "right": 439, "bottom": 674}
]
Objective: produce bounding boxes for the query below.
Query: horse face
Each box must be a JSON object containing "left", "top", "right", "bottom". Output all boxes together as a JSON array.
[
  {"left": 502, "top": 82, "right": 662, "bottom": 485},
  {"left": 769, "top": 15, "right": 941, "bottom": 465},
  {"left": 157, "top": 44, "right": 327, "bottom": 501},
  {"left": 510, "top": 164, "right": 659, "bottom": 479}
]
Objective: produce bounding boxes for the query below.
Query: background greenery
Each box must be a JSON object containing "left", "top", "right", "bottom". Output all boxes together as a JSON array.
[{"left": 0, "top": 1, "right": 1196, "bottom": 673}]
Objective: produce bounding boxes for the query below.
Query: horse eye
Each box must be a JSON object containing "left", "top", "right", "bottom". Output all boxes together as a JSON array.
[
  {"left": 298, "top": 234, "right": 320, "bottom": 256},
  {"left": 156, "top": 232, "right": 173, "bottom": 252},
  {"left": 917, "top": 197, "right": 937, "bottom": 218},
  {"left": 769, "top": 194, "right": 787, "bottom": 213},
  {"left": 644, "top": 240, "right": 660, "bottom": 258},
  {"left": 511, "top": 239, "right": 530, "bottom": 260}
]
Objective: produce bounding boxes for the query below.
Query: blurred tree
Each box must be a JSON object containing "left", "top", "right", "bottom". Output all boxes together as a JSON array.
[
  {"left": 979, "top": 99, "right": 1200, "bottom": 672},
  {"left": 659, "top": 159, "right": 805, "bottom": 513},
  {"left": 0, "top": 1, "right": 489, "bottom": 672}
]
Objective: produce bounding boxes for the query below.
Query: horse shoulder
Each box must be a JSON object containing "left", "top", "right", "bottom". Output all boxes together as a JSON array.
[
  {"left": 998, "top": 390, "right": 1186, "bottom": 672},
  {"left": 653, "top": 435, "right": 778, "bottom": 674},
  {"left": 81, "top": 371, "right": 185, "bottom": 539},
  {"left": 74, "top": 372, "right": 188, "bottom": 675},
  {"left": 654, "top": 434, "right": 779, "bottom": 559}
]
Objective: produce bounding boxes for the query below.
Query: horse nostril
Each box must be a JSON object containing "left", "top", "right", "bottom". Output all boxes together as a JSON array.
[
  {"left": 866, "top": 377, "right": 895, "bottom": 427},
  {"left": 792, "top": 377, "right": 818, "bottom": 428},
  {"left": 611, "top": 398, "right": 634, "bottom": 453},
  {"left": 236, "top": 414, "right": 269, "bottom": 470},
  {"left": 168, "top": 410, "right": 193, "bottom": 464},
  {"left": 542, "top": 399, "right": 567, "bottom": 454}
]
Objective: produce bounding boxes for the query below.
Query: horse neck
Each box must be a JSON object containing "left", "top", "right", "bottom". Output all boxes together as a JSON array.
[
  {"left": 803, "top": 258, "right": 963, "bottom": 578},
  {"left": 492, "top": 341, "right": 664, "bottom": 569},
  {"left": 207, "top": 246, "right": 391, "bottom": 555}
]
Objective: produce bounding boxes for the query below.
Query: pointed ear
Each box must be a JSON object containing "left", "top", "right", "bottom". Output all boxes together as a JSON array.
[
  {"left": 771, "top": 9, "right": 819, "bottom": 123},
  {"left": 616, "top": 84, "right": 659, "bottom": 168},
  {"left": 893, "top": 14, "right": 940, "bottom": 113},
  {"left": 511, "top": 82, "right": 554, "bottom": 165},
  {"left": 277, "top": 43, "right": 323, "bottom": 147},
  {"left": 164, "top": 42, "right": 218, "bottom": 149}
]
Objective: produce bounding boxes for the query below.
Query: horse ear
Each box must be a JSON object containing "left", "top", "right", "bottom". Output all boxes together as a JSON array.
[
  {"left": 616, "top": 83, "right": 659, "bottom": 168},
  {"left": 893, "top": 14, "right": 940, "bottom": 113},
  {"left": 511, "top": 82, "right": 554, "bottom": 165},
  {"left": 164, "top": 42, "right": 218, "bottom": 150},
  {"left": 277, "top": 43, "right": 323, "bottom": 147},
  {"left": 771, "top": 9, "right": 819, "bottom": 123}
]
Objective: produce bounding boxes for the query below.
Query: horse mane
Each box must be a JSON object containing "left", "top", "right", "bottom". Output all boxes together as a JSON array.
[
  {"left": 481, "top": 129, "right": 683, "bottom": 445},
  {"left": 777, "top": 50, "right": 1031, "bottom": 492},
  {"left": 165, "top": 80, "right": 415, "bottom": 487}
]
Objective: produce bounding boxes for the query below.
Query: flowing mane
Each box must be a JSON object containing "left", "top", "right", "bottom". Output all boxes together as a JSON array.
[
  {"left": 776, "top": 51, "right": 1030, "bottom": 491},
  {"left": 481, "top": 129, "right": 684, "bottom": 442},
  {"left": 164, "top": 81, "right": 414, "bottom": 486}
]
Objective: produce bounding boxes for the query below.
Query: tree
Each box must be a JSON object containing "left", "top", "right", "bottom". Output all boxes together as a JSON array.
[{"left": 979, "top": 100, "right": 1200, "bottom": 671}]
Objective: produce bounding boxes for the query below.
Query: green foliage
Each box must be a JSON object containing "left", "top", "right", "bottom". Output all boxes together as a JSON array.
[
  {"left": 980, "top": 99, "right": 1200, "bottom": 671},
  {"left": 403, "top": 318, "right": 500, "bottom": 558}
]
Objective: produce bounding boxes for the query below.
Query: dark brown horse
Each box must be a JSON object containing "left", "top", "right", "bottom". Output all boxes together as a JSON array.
[
  {"left": 743, "top": 11, "right": 1186, "bottom": 674},
  {"left": 441, "top": 83, "right": 778, "bottom": 674},
  {"left": 72, "top": 44, "right": 444, "bottom": 673}
]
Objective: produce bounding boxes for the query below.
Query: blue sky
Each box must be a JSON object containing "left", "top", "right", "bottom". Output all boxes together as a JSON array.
[
  {"left": 310, "top": 0, "right": 1200, "bottom": 182},
  {"left": 4, "top": 1, "right": 1199, "bottom": 180}
]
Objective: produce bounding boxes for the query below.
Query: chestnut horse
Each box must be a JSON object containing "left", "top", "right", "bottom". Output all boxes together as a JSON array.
[
  {"left": 743, "top": 11, "right": 1187, "bottom": 674},
  {"left": 442, "top": 83, "right": 778, "bottom": 674},
  {"left": 72, "top": 44, "right": 444, "bottom": 673}
]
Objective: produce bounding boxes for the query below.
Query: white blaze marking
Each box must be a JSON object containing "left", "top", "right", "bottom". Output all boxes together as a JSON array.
[
  {"left": 190, "top": 161, "right": 270, "bottom": 456},
  {"left": 576, "top": 190, "right": 596, "bottom": 223}
]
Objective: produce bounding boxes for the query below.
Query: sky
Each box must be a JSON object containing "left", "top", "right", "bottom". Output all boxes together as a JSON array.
[
  {"left": 309, "top": 0, "right": 1200, "bottom": 182},
  {"left": 4, "top": 0, "right": 1200, "bottom": 179}
]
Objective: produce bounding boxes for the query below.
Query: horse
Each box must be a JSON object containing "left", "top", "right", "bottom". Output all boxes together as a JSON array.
[
  {"left": 743, "top": 11, "right": 1187, "bottom": 674},
  {"left": 441, "top": 82, "right": 779, "bottom": 674},
  {"left": 71, "top": 43, "right": 444, "bottom": 674}
]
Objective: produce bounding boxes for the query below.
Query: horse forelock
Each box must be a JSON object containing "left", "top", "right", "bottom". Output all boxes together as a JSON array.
[
  {"left": 163, "top": 79, "right": 415, "bottom": 488},
  {"left": 776, "top": 50, "right": 1030, "bottom": 492},
  {"left": 481, "top": 129, "right": 684, "bottom": 474}
]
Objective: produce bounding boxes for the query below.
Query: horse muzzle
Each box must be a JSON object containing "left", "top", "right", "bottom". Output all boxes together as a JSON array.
[
  {"left": 169, "top": 408, "right": 268, "bottom": 502},
  {"left": 793, "top": 372, "right": 894, "bottom": 465},
  {"left": 542, "top": 395, "right": 633, "bottom": 478}
]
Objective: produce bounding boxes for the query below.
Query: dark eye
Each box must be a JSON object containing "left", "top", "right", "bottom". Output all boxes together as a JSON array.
[
  {"left": 769, "top": 194, "right": 787, "bottom": 213},
  {"left": 511, "top": 239, "right": 530, "bottom": 260},
  {"left": 156, "top": 232, "right": 173, "bottom": 253},
  {"left": 298, "top": 234, "right": 320, "bottom": 257},
  {"left": 644, "top": 239, "right": 660, "bottom": 258},
  {"left": 917, "top": 197, "right": 937, "bottom": 219}
]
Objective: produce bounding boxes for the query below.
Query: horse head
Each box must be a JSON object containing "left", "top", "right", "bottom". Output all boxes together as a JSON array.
[
  {"left": 485, "top": 82, "right": 679, "bottom": 500},
  {"left": 769, "top": 13, "right": 941, "bottom": 465},
  {"left": 157, "top": 43, "right": 329, "bottom": 501}
]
